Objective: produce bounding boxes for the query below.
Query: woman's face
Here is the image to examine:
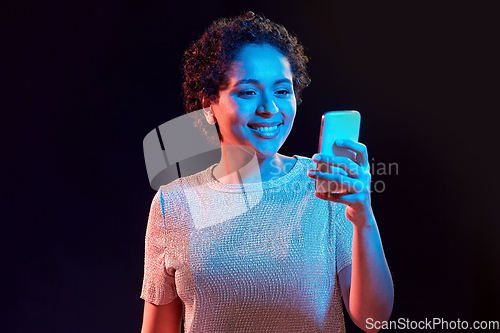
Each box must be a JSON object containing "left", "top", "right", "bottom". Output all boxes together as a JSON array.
[{"left": 210, "top": 43, "right": 296, "bottom": 159}]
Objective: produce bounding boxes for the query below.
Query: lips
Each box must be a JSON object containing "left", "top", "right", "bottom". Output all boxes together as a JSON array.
[
  {"left": 247, "top": 121, "right": 283, "bottom": 131},
  {"left": 247, "top": 121, "right": 283, "bottom": 138}
]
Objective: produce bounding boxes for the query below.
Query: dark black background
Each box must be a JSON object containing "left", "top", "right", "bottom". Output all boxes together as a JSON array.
[{"left": 1, "top": 1, "right": 498, "bottom": 332}]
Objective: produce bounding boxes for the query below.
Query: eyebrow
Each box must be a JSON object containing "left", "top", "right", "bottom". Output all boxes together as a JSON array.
[{"left": 234, "top": 78, "right": 292, "bottom": 86}]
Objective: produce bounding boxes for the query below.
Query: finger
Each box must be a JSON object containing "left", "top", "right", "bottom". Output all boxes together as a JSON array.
[
  {"left": 315, "top": 191, "right": 348, "bottom": 203},
  {"left": 324, "top": 191, "right": 367, "bottom": 205},
  {"left": 312, "top": 154, "right": 361, "bottom": 178},
  {"left": 314, "top": 191, "right": 364, "bottom": 204},
  {"left": 309, "top": 170, "right": 349, "bottom": 193},
  {"left": 315, "top": 163, "right": 349, "bottom": 177},
  {"left": 308, "top": 169, "right": 344, "bottom": 180},
  {"left": 314, "top": 191, "right": 338, "bottom": 202},
  {"left": 335, "top": 139, "right": 369, "bottom": 166},
  {"left": 311, "top": 171, "right": 369, "bottom": 193}
]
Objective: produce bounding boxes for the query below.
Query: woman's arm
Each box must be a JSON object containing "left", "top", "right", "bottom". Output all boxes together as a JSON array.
[
  {"left": 338, "top": 213, "right": 394, "bottom": 332},
  {"left": 141, "top": 298, "right": 183, "bottom": 333},
  {"left": 308, "top": 139, "right": 394, "bottom": 332}
]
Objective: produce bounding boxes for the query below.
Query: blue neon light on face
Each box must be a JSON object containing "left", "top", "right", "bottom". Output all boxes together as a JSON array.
[{"left": 210, "top": 43, "right": 297, "bottom": 159}]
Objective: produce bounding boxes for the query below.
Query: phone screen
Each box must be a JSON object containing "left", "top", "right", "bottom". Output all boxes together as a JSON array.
[{"left": 316, "top": 110, "right": 361, "bottom": 193}]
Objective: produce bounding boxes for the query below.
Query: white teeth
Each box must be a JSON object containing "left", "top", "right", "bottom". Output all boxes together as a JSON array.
[{"left": 253, "top": 125, "right": 279, "bottom": 132}]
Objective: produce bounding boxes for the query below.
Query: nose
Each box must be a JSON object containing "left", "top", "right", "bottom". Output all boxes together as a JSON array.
[{"left": 256, "top": 92, "right": 278, "bottom": 116}]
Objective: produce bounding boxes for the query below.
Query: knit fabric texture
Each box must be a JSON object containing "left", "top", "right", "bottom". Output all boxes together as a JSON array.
[{"left": 141, "top": 155, "right": 353, "bottom": 332}]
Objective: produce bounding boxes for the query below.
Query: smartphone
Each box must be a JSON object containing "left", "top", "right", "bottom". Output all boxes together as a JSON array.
[{"left": 315, "top": 110, "right": 361, "bottom": 193}]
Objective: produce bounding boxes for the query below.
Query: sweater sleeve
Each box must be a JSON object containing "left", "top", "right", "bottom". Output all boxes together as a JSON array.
[
  {"left": 333, "top": 202, "right": 353, "bottom": 274},
  {"left": 140, "top": 189, "right": 178, "bottom": 305}
]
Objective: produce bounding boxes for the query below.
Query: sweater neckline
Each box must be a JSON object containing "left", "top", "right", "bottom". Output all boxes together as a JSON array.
[{"left": 203, "top": 155, "right": 304, "bottom": 193}]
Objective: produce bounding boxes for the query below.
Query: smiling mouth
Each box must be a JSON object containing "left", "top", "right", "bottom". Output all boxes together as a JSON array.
[{"left": 248, "top": 123, "right": 282, "bottom": 132}]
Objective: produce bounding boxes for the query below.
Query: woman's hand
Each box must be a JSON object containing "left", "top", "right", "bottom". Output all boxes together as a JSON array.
[{"left": 307, "top": 139, "right": 373, "bottom": 227}]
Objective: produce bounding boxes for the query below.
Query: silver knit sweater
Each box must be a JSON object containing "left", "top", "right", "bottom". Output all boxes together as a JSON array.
[{"left": 141, "top": 155, "right": 353, "bottom": 332}]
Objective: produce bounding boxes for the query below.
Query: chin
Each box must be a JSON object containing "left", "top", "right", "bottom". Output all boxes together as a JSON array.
[{"left": 253, "top": 144, "right": 282, "bottom": 159}]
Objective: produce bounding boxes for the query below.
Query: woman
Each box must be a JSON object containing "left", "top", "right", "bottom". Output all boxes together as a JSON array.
[{"left": 141, "top": 11, "right": 393, "bottom": 333}]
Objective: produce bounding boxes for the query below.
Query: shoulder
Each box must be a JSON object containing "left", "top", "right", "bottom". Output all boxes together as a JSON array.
[
  {"left": 293, "top": 154, "right": 315, "bottom": 167},
  {"left": 155, "top": 164, "right": 215, "bottom": 216},
  {"left": 159, "top": 164, "right": 214, "bottom": 196},
  {"left": 287, "top": 154, "right": 315, "bottom": 180}
]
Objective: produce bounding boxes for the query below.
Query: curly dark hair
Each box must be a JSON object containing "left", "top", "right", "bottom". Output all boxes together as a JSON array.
[{"left": 181, "top": 11, "right": 310, "bottom": 115}]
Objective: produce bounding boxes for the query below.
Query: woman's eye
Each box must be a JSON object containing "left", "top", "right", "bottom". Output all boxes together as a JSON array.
[
  {"left": 276, "top": 89, "right": 290, "bottom": 96},
  {"left": 238, "top": 90, "right": 257, "bottom": 97}
]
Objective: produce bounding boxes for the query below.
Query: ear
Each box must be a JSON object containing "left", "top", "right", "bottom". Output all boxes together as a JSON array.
[
  {"left": 202, "top": 107, "right": 216, "bottom": 125},
  {"left": 201, "top": 96, "right": 217, "bottom": 125},
  {"left": 200, "top": 95, "right": 210, "bottom": 109}
]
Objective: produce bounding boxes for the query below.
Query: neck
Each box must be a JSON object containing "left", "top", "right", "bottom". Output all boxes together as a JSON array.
[{"left": 212, "top": 144, "right": 296, "bottom": 184}]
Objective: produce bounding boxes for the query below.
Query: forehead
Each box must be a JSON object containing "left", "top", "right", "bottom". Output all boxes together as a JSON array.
[{"left": 226, "top": 44, "right": 292, "bottom": 83}]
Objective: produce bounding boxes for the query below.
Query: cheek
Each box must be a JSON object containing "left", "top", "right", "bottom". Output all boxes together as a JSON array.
[
  {"left": 219, "top": 109, "right": 245, "bottom": 134},
  {"left": 276, "top": 97, "right": 296, "bottom": 113},
  {"left": 282, "top": 104, "right": 296, "bottom": 122},
  {"left": 234, "top": 98, "right": 258, "bottom": 115},
  {"left": 215, "top": 98, "right": 238, "bottom": 125}
]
